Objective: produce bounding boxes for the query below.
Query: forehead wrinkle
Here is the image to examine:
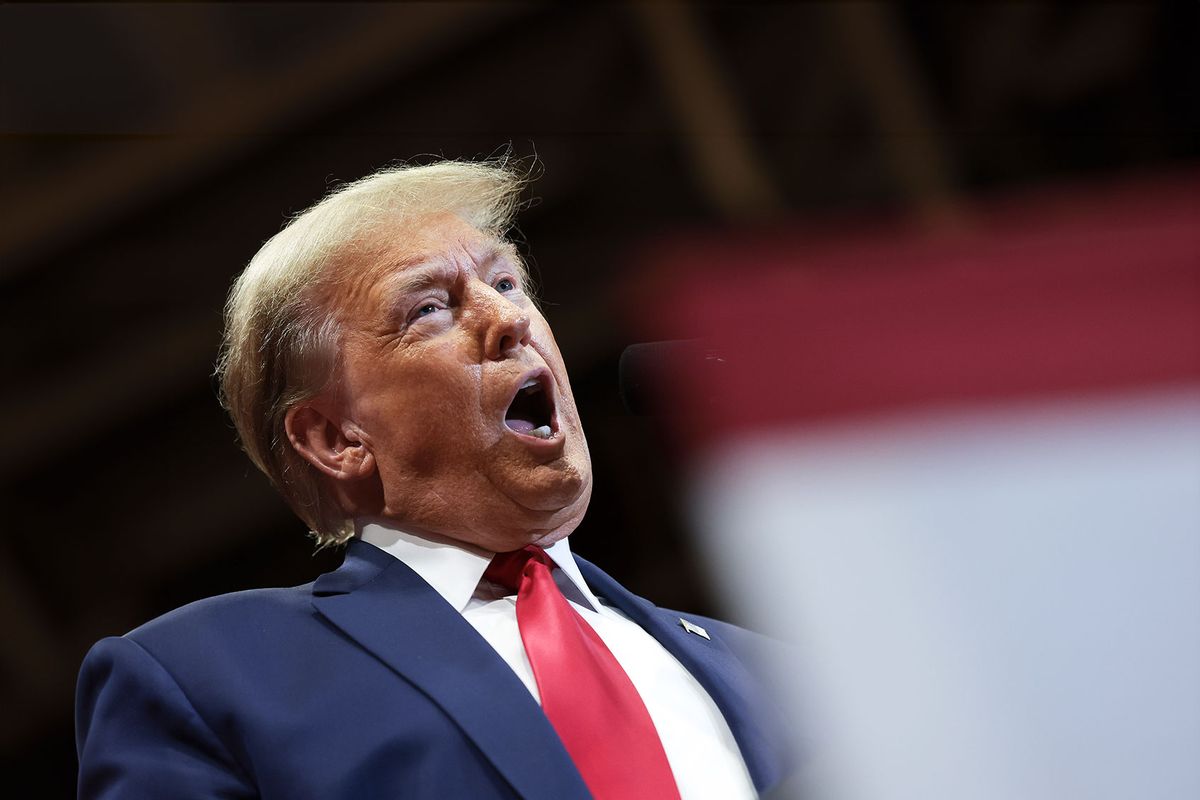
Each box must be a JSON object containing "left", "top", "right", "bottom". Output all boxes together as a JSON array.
[
  {"left": 331, "top": 223, "right": 527, "bottom": 327},
  {"left": 376, "top": 240, "right": 519, "bottom": 296},
  {"left": 335, "top": 246, "right": 446, "bottom": 318},
  {"left": 491, "top": 241, "right": 529, "bottom": 282},
  {"left": 380, "top": 261, "right": 452, "bottom": 298}
]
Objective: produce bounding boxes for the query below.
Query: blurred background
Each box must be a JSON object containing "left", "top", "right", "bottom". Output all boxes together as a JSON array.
[{"left": 1, "top": 2, "right": 1196, "bottom": 795}]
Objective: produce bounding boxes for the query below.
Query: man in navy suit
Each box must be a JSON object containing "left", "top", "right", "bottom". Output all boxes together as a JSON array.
[{"left": 75, "top": 161, "right": 792, "bottom": 798}]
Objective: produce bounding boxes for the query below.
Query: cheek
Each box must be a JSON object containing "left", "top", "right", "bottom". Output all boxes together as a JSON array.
[
  {"left": 360, "top": 363, "right": 492, "bottom": 464},
  {"left": 528, "top": 327, "right": 570, "bottom": 385}
]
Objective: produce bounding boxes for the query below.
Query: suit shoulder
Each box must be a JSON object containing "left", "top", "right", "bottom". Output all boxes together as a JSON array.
[{"left": 127, "top": 583, "right": 316, "bottom": 646}]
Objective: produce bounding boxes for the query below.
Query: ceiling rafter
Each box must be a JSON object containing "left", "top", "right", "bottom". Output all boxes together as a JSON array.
[{"left": 0, "top": 2, "right": 534, "bottom": 280}]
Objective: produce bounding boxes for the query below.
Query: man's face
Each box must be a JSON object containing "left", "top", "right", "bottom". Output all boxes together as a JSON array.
[{"left": 327, "top": 213, "right": 592, "bottom": 552}]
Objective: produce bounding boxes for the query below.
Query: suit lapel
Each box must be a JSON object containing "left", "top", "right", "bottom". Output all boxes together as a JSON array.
[
  {"left": 312, "top": 541, "right": 590, "bottom": 800},
  {"left": 576, "top": 556, "right": 791, "bottom": 795}
]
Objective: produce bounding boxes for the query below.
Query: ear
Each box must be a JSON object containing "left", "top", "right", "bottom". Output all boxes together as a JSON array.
[{"left": 284, "top": 402, "right": 376, "bottom": 481}]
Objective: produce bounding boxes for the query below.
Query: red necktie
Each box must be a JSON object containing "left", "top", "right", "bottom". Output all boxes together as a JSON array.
[{"left": 485, "top": 547, "right": 682, "bottom": 800}]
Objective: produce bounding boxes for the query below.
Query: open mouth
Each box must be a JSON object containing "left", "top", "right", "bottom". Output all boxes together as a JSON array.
[{"left": 504, "top": 370, "right": 557, "bottom": 439}]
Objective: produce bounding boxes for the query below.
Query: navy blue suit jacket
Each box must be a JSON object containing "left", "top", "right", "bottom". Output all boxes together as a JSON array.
[{"left": 76, "top": 540, "right": 792, "bottom": 798}]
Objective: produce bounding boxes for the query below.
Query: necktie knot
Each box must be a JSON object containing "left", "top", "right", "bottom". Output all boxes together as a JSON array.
[{"left": 484, "top": 546, "right": 552, "bottom": 594}]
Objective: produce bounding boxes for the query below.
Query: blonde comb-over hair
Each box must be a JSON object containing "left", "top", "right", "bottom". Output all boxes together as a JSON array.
[{"left": 216, "top": 160, "right": 528, "bottom": 546}]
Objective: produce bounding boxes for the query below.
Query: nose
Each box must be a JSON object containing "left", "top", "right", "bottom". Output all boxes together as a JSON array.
[{"left": 482, "top": 300, "right": 531, "bottom": 360}]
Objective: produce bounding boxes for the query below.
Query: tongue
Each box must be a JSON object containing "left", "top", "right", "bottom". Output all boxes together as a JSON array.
[{"left": 505, "top": 418, "right": 536, "bottom": 434}]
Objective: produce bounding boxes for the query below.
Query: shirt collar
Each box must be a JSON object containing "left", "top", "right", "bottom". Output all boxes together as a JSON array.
[{"left": 356, "top": 519, "right": 602, "bottom": 613}]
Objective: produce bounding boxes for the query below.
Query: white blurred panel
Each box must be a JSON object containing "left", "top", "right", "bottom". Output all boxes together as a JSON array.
[{"left": 693, "top": 388, "right": 1200, "bottom": 800}]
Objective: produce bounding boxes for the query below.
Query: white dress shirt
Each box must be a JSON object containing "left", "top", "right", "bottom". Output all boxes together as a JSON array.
[{"left": 358, "top": 521, "right": 757, "bottom": 800}]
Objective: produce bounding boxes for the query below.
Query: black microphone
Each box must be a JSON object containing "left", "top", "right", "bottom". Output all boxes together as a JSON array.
[{"left": 618, "top": 340, "right": 729, "bottom": 416}]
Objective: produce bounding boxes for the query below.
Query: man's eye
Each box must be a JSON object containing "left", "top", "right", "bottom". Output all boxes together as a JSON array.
[
  {"left": 409, "top": 302, "right": 444, "bottom": 323},
  {"left": 495, "top": 277, "right": 516, "bottom": 293}
]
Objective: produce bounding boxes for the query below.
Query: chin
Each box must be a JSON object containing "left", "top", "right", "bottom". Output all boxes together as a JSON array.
[
  {"left": 501, "top": 457, "right": 591, "bottom": 511},
  {"left": 481, "top": 459, "right": 590, "bottom": 538}
]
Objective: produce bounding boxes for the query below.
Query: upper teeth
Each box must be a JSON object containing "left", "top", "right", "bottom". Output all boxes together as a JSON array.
[{"left": 521, "top": 379, "right": 540, "bottom": 394}]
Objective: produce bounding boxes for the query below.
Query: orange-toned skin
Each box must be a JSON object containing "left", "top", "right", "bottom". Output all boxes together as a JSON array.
[{"left": 286, "top": 213, "right": 592, "bottom": 553}]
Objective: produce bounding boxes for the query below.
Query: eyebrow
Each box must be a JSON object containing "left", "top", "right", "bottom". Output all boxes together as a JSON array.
[{"left": 376, "top": 243, "right": 520, "bottom": 303}]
